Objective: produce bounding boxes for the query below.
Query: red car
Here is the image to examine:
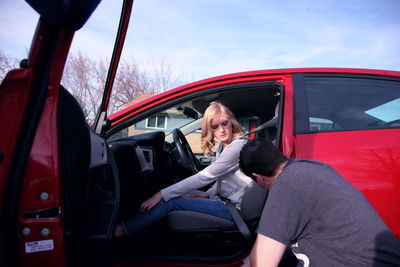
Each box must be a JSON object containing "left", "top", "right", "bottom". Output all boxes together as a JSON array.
[{"left": 1, "top": 1, "right": 399, "bottom": 267}]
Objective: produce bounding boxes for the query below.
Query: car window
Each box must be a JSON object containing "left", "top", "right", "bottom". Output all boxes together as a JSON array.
[
  {"left": 108, "top": 103, "right": 260, "bottom": 155},
  {"left": 295, "top": 76, "right": 400, "bottom": 133},
  {"left": 108, "top": 82, "right": 281, "bottom": 154}
]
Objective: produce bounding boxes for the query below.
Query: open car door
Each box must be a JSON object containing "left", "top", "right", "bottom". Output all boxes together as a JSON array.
[{"left": 0, "top": 1, "right": 133, "bottom": 266}]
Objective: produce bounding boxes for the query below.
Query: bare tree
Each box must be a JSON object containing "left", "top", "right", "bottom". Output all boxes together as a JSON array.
[
  {"left": 0, "top": 50, "right": 19, "bottom": 83},
  {"left": 110, "top": 58, "right": 153, "bottom": 114},
  {"left": 62, "top": 51, "right": 103, "bottom": 123},
  {"left": 148, "top": 57, "right": 184, "bottom": 94},
  {"left": 62, "top": 52, "right": 186, "bottom": 124}
]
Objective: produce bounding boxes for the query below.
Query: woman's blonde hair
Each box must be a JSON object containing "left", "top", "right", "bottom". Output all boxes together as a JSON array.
[{"left": 201, "top": 102, "right": 244, "bottom": 155}]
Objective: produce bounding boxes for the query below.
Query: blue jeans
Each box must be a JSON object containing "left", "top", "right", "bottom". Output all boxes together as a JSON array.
[{"left": 122, "top": 196, "right": 233, "bottom": 234}]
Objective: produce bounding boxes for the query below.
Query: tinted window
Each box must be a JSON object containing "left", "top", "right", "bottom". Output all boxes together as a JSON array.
[{"left": 295, "top": 76, "right": 400, "bottom": 133}]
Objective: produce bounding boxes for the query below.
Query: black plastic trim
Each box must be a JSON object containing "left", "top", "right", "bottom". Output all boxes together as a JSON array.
[
  {"left": 93, "top": 0, "right": 134, "bottom": 134},
  {"left": 293, "top": 73, "right": 400, "bottom": 135},
  {"left": 26, "top": 0, "right": 101, "bottom": 31}
]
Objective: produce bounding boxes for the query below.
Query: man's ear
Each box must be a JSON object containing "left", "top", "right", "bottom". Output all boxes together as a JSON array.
[{"left": 252, "top": 173, "right": 265, "bottom": 184}]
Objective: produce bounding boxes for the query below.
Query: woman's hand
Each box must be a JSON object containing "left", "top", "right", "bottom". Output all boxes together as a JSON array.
[{"left": 140, "top": 191, "right": 163, "bottom": 212}]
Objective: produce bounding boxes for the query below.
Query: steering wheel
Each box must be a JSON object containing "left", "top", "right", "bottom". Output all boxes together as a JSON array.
[{"left": 172, "top": 128, "right": 200, "bottom": 174}]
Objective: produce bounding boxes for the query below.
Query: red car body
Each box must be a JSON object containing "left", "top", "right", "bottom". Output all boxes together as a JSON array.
[
  {"left": 0, "top": 1, "right": 399, "bottom": 267},
  {"left": 109, "top": 67, "right": 400, "bottom": 237}
]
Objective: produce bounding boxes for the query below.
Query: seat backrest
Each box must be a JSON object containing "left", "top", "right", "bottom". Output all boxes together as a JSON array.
[{"left": 240, "top": 180, "right": 268, "bottom": 222}]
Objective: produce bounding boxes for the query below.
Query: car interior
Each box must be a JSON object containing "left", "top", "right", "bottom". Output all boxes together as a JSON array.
[{"left": 56, "top": 79, "right": 300, "bottom": 265}]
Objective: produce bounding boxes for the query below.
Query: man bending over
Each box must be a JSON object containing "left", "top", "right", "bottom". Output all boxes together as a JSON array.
[{"left": 239, "top": 139, "right": 400, "bottom": 267}]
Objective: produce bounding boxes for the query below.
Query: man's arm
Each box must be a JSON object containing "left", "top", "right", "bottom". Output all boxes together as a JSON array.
[{"left": 250, "top": 234, "right": 286, "bottom": 267}]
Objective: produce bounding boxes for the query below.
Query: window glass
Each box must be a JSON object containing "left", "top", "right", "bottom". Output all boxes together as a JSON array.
[
  {"left": 365, "top": 98, "right": 400, "bottom": 123},
  {"left": 145, "top": 115, "right": 167, "bottom": 129},
  {"left": 157, "top": 116, "right": 166, "bottom": 128},
  {"left": 301, "top": 77, "right": 400, "bottom": 133},
  {"left": 147, "top": 116, "right": 157, "bottom": 128},
  {"left": 309, "top": 117, "right": 334, "bottom": 131}
]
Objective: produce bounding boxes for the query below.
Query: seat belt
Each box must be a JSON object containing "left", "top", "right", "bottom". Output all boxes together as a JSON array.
[
  {"left": 244, "top": 116, "right": 278, "bottom": 137},
  {"left": 217, "top": 180, "right": 252, "bottom": 241},
  {"left": 225, "top": 199, "right": 252, "bottom": 241},
  {"left": 216, "top": 116, "right": 278, "bottom": 241}
]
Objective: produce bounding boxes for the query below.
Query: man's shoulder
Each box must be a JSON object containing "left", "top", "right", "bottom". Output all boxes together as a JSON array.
[
  {"left": 285, "top": 158, "right": 334, "bottom": 173},
  {"left": 288, "top": 158, "right": 328, "bottom": 167},
  {"left": 277, "top": 158, "right": 338, "bottom": 187}
]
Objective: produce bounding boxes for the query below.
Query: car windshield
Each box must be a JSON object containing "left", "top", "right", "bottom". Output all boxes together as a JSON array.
[
  {"left": 133, "top": 105, "right": 199, "bottom": 136},
  {"left": 107, "top": 99, "right": 202, "bottom": 141}
]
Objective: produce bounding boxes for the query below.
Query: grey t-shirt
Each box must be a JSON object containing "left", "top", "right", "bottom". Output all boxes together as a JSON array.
[{"left": 257, "top": 159, "right": 400, "bottom": 266}]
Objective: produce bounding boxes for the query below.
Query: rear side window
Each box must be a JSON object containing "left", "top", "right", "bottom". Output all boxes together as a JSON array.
[{"left": 294, "top": 75, "right": 400, "bottom": 133}]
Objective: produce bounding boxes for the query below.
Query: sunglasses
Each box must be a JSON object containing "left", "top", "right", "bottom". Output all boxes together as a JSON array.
[{"left": 210, "top": 120, "right": 230, "bottom": 130}]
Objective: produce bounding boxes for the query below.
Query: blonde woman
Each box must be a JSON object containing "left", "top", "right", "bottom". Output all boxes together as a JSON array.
[{"left": 115, "top": 102, "right": 251, "bottom": 237}]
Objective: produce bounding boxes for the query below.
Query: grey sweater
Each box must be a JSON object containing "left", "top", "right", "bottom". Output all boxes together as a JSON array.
[{"left": 161, "top": 138, "right": 251, "bottom": 210}]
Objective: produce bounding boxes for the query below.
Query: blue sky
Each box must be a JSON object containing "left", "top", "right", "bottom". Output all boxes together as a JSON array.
[{"left": 1, "top": 0, "right": 400, "bottom": 82}]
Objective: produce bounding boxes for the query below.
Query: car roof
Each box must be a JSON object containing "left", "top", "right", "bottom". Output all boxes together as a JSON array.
[{"left": 109, "top": 67, "right": 400, "bottom": 125}]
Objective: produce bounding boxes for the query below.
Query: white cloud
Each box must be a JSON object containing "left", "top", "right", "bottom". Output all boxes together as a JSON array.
[
  {"left": 0, "top": 0, "right": 38, "bottom": 58},
  {"left": 1, "top": 0, "right": 399, "bottom": 83}
]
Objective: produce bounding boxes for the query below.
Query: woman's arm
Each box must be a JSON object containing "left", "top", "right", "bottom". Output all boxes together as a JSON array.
[{"left": 161, "top": 139, "right": 247, "bottom": 201}]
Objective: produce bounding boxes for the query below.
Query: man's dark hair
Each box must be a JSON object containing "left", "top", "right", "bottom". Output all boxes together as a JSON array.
[{"left": 240, "top": 139, "right": 288, "bottom": 179}]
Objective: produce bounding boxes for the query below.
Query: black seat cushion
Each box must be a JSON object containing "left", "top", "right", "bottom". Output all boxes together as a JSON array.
[
  {"left": 166, "top": 211, "right": 235, "bottom": 230},
  {"left": 166, "top": 181, "right": 268, "bottom": 232}
]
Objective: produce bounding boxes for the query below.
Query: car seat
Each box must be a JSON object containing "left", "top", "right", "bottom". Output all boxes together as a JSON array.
[{"left": 165, "top": 180, "right": 268, "bottom": 239}]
